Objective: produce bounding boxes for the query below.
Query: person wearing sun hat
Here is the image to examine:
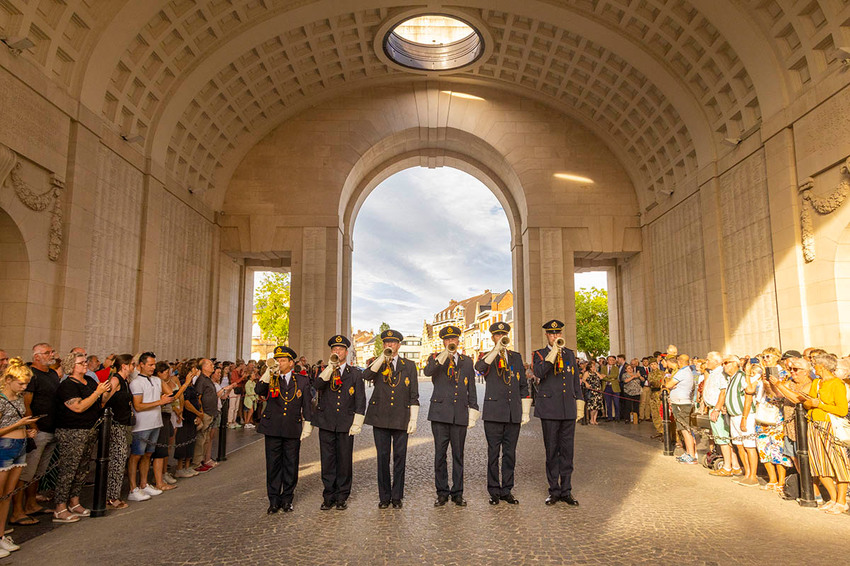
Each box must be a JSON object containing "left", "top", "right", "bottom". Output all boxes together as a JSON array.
[
  {"left": 363, "top": 329, "right": 419, "bottom": 509},
  {"left": 532, "top": 319, "right": 581, "bottom": 507},
  {"left": 473, "top": 321, "right": 528, "bottom": 506},
  {"left": 424, "top": 325, "right": 478, "bottom": 507},
  {"left": 255, "top": 345, "right": 312, "bottom": 514},
  {"left": 312, "top": 334, "right": 366, "bottom": 511}
]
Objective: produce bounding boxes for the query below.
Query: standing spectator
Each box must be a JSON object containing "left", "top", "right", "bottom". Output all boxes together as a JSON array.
[
  {"left": 772, "top": 352, "right": 812, "bottom": 473},
  {"left": 637, "top": 358, "right": 652, "bottom": 422},
  {"left": 647, "top": 361, "right": 665, "bottom": 439},
  {"left": 53, "top": 352, "right": 110, "bottom": 522},
  {"left": 804, "top": 352, "right": 849, "bottom": 514},
  {"left": 243, "top": 370, "right": 259, "bottom": 428},
  {"left": 580, "top": 360, "right": 603, "bottom": 425},
  {"left": 753, "top": 351, "right": 791, "bottom": 492},
  {"left": 621, "top": 363, "right": 642, "bottom": 423},
  {"left": 10, "top": 343, "right": 59, "bottom": 525},
  {"left": 602, "top": 355, "right": 620, "bottom": 421},
  {"left": 725, "top": 356, "right": 759, "bottom": 487},
  {"left": 192, "top": 359, "right": 219, "bottom": 473},
  {"left": 173, "top": 362, "right": 202, "bottom": 478},
  {"left": 227, "top": 361, "right": 245, "bottom": 429},
  {"left": 703, "top": 352, "right": 741, "bottom": 476},
  {"left": 127, "top": 352, "right": 170, "bottom": 502},
  {"left": 151, "top": 361, "right": 188, "bottom": 491},
  {"left": 0, "top": 358, "right": 39, "bottom": 556},
  {"left": 100, "top": 354, "right": 135, "bottom": 509},
  {"left": 665, "top": 355, "right": 697, "bottom": 464}
]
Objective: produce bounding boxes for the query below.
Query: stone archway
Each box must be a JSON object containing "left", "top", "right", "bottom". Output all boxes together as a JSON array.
[{"left": 0, "top": 209, "right": 30, "bottom": 356}]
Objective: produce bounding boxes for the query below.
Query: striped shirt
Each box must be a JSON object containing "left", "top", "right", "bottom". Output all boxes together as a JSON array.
[{"left": 724, "top": 370, "right": 748, "bottom": 416}]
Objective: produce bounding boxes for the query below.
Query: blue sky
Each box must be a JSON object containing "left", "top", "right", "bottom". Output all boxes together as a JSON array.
[{"left": 350, "top": 167, "right": 606, "bottom": 335}]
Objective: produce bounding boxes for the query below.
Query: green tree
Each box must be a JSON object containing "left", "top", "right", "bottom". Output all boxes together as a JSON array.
[
  {"left": 575, "top": 287, "right": 609, "bottom": 359},
  {"left": 373, "top": 322, "right": 390, "bottom": 357},
  {"left": 255, "top": 272, "right": 291, "bottom": 344}
]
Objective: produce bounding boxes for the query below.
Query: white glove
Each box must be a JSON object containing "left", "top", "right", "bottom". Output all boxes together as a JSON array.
[
  {"left": 370, "top": 355, "right": 387, "bottom": 373},
  {"left": 576, "top": 399, "right": 586, "bottom": 420},
  {"left": 483, "top": 343, "right": 503, "bottom": 365},
  {"left": 348, "top": 413, "right": 365, "bottom": 436},
  {"left": 318, "top": 364, "right": 334, "bottom": 382},
  {"left": 260, "top": 367, "right": 272, "bottom": 383},
  {"left": 436, "top": 349, "right": 450, "bottom": 365},
  {"left": 467, "top": 408, "right": 480, "bottom": 429},
  {"left": 545, "top": 346, "right": 559, "bottom": 364},
  {"left": 521, "top": 398, "right": 532, "bottom": 425},
  {"left": 300, "top": 421, "right": 313, "bottom": 441},
  {"left": 407, "top": 405, "right": 419, "bottom": 435}
]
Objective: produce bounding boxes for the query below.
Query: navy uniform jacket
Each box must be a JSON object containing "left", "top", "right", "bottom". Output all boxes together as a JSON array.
[
  {"left": 424, "top": 353, "right": 478, "bottom": 426},
  {"left": 532, "top": 346, "right": 583, "bottom": 420},
  {"left": 363, "top": 357, "right": 419, "bottom": 430},
  {"left": 312, "top": 364, "right": 367, "bottom": 433},
  {"left": 474, "top": 350, "right": 528, "bottom": 423},
  {"left": 255, "top": 372, "right": 312, "bottom": 438}
]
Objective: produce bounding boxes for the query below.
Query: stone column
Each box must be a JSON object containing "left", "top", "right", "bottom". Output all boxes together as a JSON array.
[
  {"left": 606, "top": 267, "right": 622, "bottom": 356},
  {"left": 698, "top": 177, "right": 731, "bottom": 350},
  {"left": 524, "top": 227, "right": 577, "bottom": 352}
]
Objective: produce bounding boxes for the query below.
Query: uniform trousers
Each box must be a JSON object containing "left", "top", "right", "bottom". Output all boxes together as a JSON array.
[
  {"left": 639, "top": 386, "right": 652, "bottom": 420},
  {"left": 649, "top": 391, "right": 664, "bottom": 433},
  {"left": 319, "top": 428, "right": 354, "bottom": 503},
  {"left": 373, "top": 427, "right": 408, "bottom": 502},
  {"left": 264, "top": 435, "right": 301, "bottom": 506},
  {"left": 540, "top": 418, "right": 576, "bottom": 497},
  {"left": 431, "top": 421, "right": 467, "bottom": 497},
  {"left": 483, "top": 421, "right": 520, "bottom": 498}
]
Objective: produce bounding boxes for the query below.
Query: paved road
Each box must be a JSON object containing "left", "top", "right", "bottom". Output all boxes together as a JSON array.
[{"left": 10, "top": 383, "right": 848, "bottom": 565}]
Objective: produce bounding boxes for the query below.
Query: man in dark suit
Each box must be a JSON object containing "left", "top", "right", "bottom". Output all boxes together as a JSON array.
[
  {"left": 312, "top": 334, "right": 366, "bottom": 511},
  {"left": 532, "top": 319, "right": 582, "bottom": 507},
  {"left": 363, "top": 329, "right": 419, "bottom": 509},
  {"left": 255, "top": 346, "right": 313, "bottom": 514},
  {"left": 424, "top": 325, "right": 478, "bottom": 507},
  {"left": 474, "top": 322, "right": 530, "bottom": 505}
]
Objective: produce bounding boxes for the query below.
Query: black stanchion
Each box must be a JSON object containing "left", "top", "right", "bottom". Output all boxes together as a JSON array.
[
  {"left": 216, "top": 399, "right": 228, "bottom": 462},
  {"left": 794, "top": 403, "right": 817, "bottom": 507},
  {"left": 91, "top": 408, "right": 112, "bottom": 517},
  {"left": 661, "top": 389, "right": 674, "bottom": 456}
]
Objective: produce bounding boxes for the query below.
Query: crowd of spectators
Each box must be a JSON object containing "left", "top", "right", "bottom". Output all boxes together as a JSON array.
[
  {"left": 573, "top": 345, "right": 850, "bottom": 516},
  {"left": 0, "top": 344, "right": 287, "bottom": 558}
]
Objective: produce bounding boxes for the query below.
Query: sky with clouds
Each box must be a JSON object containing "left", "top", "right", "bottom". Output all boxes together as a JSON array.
[{"left": 350, "top": 167, "right": 606, "bottom": 336}]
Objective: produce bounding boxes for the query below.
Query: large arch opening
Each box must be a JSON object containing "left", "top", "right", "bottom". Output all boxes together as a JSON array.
[{"left": 0, "top": 208, "right": 30, "bottom": 356}]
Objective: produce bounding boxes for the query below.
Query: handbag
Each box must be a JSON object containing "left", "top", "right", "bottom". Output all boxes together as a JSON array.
[
  {"left": 0, "top": 394, "right": 37, "bottom": 452},
  {"left": 754, "top": 401, "right": 781, "bottom": 425}
]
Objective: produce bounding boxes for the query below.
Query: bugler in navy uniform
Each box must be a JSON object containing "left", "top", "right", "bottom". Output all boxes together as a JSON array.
[
  {"left": 424, "top": 325, "right": 478, "bottom": 507},
  {"left": 255, "top": 346, "right": 313, "bottom": 514},
  {"left": 362, "top": 329, "right": 420, "bottom": 508},
  {"left": 532, "top": 319, "right": 582, "bottom": 507},
  {"left": 473, "top": 321, "right": 530, "bottom": 505},
  {"left": 312, "top": 334, "right": 366, "bottom": 511}
]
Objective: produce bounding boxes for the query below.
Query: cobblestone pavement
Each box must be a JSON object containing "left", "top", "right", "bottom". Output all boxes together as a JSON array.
[{"left": 12, "top": 383, "right": 849, "bottom": 565}]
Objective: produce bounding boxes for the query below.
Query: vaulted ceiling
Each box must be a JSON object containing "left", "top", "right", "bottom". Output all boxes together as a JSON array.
[{"left": 2, "top": 0, "right": 848, "bottom": 208}]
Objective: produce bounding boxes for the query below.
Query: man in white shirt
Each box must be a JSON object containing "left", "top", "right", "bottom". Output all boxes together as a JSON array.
[
  {"left": 664, "top": 354, "right": 697, "bottom": 464},
  {"left": 128, "top": 352, "right": 172, "bottom": 502},
  {"left": 702, "top": 351, "right": 741, "bottom": 476}
]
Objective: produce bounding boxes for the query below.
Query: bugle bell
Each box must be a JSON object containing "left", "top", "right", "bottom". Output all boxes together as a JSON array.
[
  {"left": 499, "top": 335, "right": 510, "bottom": 348},
  {"left": 554, "top": 337, "right": 566, "bottom": 349},
  {"left": 329, "top": 353, "right": 340, "bottom": 365},
  {"left": 447, "top": 342, "right": 458, "bottom": 353},
  {"left": 383, "top": 347, "right": 393, "bottom": 358}
]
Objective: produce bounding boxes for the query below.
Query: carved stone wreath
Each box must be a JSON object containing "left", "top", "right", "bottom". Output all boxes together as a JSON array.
[
  {"left": 0, "top": 143, "right": 64, "bottom": 261},
  {"left": 798, "top": 157, "right": 850, "bottom": 263}
]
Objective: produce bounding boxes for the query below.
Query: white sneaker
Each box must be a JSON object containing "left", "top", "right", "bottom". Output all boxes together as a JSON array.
[
  {"left": 173, "top": 469, "right": 191, "bottom": 478},
  {"left": 127, "top": 487, "right": 151, "bottom": 502},
  {"left": 143, "top": 485, "right": 163, "bottom": 497},
  {"left": 163, "top": 472, "right": 178, "bottom": 485},
  {"left": 245, "top": 423, "right": 255, "bottom": 429},
  {"left": 0, "top": 536, "right": 20, "bottom": 552},
  {"left": 0, "top": 548, "right": 9, "bottom": 558}
]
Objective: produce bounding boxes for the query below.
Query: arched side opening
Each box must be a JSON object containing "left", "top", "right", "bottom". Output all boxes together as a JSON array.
[{"left": 0, "top": 208, "right": 30, "bottom": 356}]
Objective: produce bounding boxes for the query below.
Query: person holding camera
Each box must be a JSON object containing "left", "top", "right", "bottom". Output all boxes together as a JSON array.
[
  {"left": 725, "top": 356, "right": 759, "bottom": 487},
  {"left": 664, "top": 354, "right": 697, "bottom": 464}
]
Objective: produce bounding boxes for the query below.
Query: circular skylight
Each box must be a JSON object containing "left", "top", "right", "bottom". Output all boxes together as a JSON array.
[{"left": 384, "top": 15, "right": 484, "bottom": 71}]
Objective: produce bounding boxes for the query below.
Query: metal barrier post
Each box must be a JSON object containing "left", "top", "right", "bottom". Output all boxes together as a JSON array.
[
  {"left": 216, "top": 399, "right": 228, "bottom": 462},
  {"left": 91, "top": 408, "right": 112, "bottom": 517},
  {"left": 661, "top": 389, "right": 674, "bottom": 456},
  {"left": 794, "top": 403, "right": 817, "bottom": 507}
]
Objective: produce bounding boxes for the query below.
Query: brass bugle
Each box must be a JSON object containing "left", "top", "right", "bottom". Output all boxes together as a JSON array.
[
  {"left": 329, "top": 353, "right": 340, "bottom": 365},
  {"left": 447, "top": 342, "right": 458, "bottom": 353},
  {"left": 499, "top": 335, "right": 510, "bottom": 347},
  {"left": 554, "top": 337, "right": 566, "bottom": 349},
  {"left": 383, "top": 347, "right": 393, "bottom": 358}
]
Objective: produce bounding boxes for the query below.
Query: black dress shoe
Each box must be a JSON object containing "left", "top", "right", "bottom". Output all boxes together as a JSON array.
[
  {"left": 561, "top": 494, "right": 579, "bottom": 506},
  {"left": 378, "top": 500, "right": 390, "bottom": 509},
  {"left": 544, "top": 495, "right": 558, "bottom": 506},
  {"left": 320, "top": 500, "right": 335, "bottom": 511},
  {"left": 434, "top": 495, "right": 449, "bottom": 507},
  {"left": 267, "top": 504, "right": 280, "bottom": 514},
  {"left": 488, "top": 496, "right": 500, "bottom": 505},
  {"left": 500, "top": 494, "right": 519, "bottom": 505},
  {"left": 335, "top": 500, "right": 347, "bottom": 510},
  {"left": 282, "top": 503, "right": 294, "bottom": 513},
  {"left": 391, "top": 499, "right": 403, "bottom": 509},
  {"left": 451, "top": 495, "right": 467, "bottom": 507}
]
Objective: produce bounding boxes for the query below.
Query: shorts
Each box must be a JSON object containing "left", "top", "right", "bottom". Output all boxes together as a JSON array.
[
  {"left": 0, "top": 437, "right": 27, "bottom": 471},
  {"left": 708, "top": 409, "right": 732, "bottom": 445},
  {"left": 131, "top": 428, "right": 159, "bottom": 455},
  {"left": 730, "top": 414, "right": 757, "bottom": 448},
  {"left": 671, "top": 403, "right": 693, "bottom": 434}
]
